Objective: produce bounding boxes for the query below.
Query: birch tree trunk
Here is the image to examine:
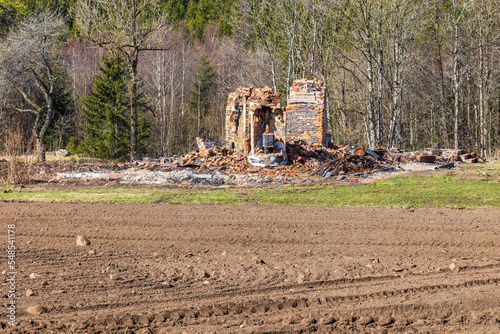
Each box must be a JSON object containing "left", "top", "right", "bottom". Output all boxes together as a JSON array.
[
  {"left": 389, "top": 3, "right": 402, "bottom": 148},
  {"left": 366, "top": 36, "right": 376, "bottom": 147},
  {"left": 479, "top": 44, "right": 485, "bottom": 156},
  {"left": 453, "top": 22, "right": 460, "bottom": 150},
  {"left": 434, "top": 0, "right": 448, "bottom": 147},
  {"left": 377, "top": 43, "right": 383, "bottom": 146}
]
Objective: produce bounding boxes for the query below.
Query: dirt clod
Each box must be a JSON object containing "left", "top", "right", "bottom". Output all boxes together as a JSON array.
[
  {"left": 76, "top": 235, "right": 90, "bottom": 246},
  {"left": 27, "top": 305, "right": 45, "bottom": 315},
  {"left": 320, "top": 316, "right": 335, "bottom": 325},
  {"left": 358, "top": 315, "right": 374, "bottom": 325}
]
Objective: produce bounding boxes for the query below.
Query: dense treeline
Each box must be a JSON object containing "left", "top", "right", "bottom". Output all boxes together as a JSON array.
[{"left": 0, "top": 0, "right": 499, "bottom": 161}]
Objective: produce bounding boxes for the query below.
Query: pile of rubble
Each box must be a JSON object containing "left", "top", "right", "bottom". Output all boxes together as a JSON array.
[
  {"left": 52, "top": 141, "right": 483, "bottom": 186},
  {"left": 284, "top": 143, "right": 395, "bottom": 178},
  {"left": 172, "top": 142, "right": 480, "bottom": 178},
  {"left": 401, "top": 149, "right": 483, "bottom": 164},
  {"left": 177, "top": 146, "right": 252, "bottom": 172},
  {"left": 167, "top": 143, "right": 402, "bottom": 178}
]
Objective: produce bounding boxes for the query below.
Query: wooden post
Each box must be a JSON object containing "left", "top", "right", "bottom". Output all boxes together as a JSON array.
[
  {"left": 250, "top": 111, "right": 255, "bottom": 154},
  {"left": 243, "top": 96, "right": 247, "bottom": 136}
]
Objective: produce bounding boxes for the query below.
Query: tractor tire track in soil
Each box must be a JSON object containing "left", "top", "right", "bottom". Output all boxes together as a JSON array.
[{"left": 0, "top": 203, "right": 499, "bottom": 333}]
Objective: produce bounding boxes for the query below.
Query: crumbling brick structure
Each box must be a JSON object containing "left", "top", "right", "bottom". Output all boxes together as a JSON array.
[
  {"left": 285, "top": 79, "right": 328, "bottom": 146},
  {"left": 225, "top": 80, "right": 328, "bottom": 155},
  {"left": 225, "top": 87, "right": 285, "bottom": 154}
]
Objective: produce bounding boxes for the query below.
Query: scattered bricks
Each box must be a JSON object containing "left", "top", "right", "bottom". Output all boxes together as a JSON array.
[
  {"left": 403, "top": 148, "right": 478, "bottom": 165},
  {"left": 178, "top": 146, "right": 250, "bottom": 172},
  {"left": 440, "top": 149, "right": 464, "bottom": 159}
]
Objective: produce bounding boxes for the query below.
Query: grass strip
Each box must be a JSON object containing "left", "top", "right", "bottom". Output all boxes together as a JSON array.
[{"left": 1, "top": 171, "right": 499, "bottom": 208}]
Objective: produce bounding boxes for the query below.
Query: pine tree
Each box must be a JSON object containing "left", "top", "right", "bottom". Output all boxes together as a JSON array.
[
  {"left": 78, "top": 55, "right": 153, "bottom": 160},
  {"left": 188, "top": 53, "right": 215, "bottom": 138}
]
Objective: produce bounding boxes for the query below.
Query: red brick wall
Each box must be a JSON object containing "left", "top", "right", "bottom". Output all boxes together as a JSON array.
[{"left": 285, "top": 79, "right": 327, "bottom": 146}]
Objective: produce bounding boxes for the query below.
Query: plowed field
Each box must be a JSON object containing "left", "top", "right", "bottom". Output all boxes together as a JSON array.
[{"left": 1, "top": 203, "right": 499, "bottom": 333}]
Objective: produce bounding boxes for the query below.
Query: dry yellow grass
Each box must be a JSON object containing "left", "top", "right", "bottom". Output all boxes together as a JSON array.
[{"left": 0, "top": 154, "right": 97, "bottom": 163}]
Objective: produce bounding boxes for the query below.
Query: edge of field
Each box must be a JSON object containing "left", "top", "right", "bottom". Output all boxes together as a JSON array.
[{"left": 1, "top": 163, "right": 499, "bottom": 208}]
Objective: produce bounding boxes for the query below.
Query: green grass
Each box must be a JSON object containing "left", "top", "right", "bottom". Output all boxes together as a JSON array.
[{"left": 1, "top": 169, "right": 499, "bottom": 208}]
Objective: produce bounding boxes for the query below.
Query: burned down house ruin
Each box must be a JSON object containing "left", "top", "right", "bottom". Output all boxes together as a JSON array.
[{"left": 225, "top": 79, "right": 329, "bottom": 163}]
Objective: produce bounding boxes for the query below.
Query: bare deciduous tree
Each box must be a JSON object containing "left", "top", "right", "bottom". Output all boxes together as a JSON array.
[
  {"left": 75, "top": 0, "right": 169, "bottom": 160},
  {"left": 0, "top": 11, "right": 67, "bottom": 162}
]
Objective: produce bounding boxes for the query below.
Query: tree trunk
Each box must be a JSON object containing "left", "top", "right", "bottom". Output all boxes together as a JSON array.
[
  {"left": 181, "top": 44, "right": 186, "bottom": 116},
  {"left": 453, "top": 23, "right": 460, "bottom": 150},
  {"left": 375, "top": 1, "right": 384, "bottom": 146},
  {"left": 34, "top": 76, "right": 56, "bottom": 162},
  {"left": 155, "top": 53, "right": 166, "bottom": 156},
  {"left": 129, "top": 54, "right": 139, "bottom": 161},
  {"left": 361, "top": 1, "right": 376, "bottom": 147},
  {"left": 479, "top": 44, "right": 486, "bottom": 158},
  {"left": 366, "top": 46, "right": 376, "bottom": 147},
  {"left": 390, "top": 11, "right": 401, "bottom": 148},
  {"left": 310, "top": 17, "right": 317, "bottom": 77},
  {"left": 197, "top": 83, "right": 201, "bottom": 137},
  {"left": 37, "top": 95, "right": 55, "bottom": 162},
  {"left": 168, "top": 54, "right": 175, "bottom": 156},
  {"left": 377, "top": 43, "right": 383, "bottom": 146},
  {"left": 434, "top": 0, "right": 447, "bottom": 147}
]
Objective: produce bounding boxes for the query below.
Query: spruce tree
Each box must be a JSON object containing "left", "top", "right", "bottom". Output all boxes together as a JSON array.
[{"left": 78, "top": 55, "right": 152, "bottom": 160}]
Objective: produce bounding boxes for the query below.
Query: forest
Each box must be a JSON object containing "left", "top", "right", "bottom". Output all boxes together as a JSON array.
[{"left": 0, "top": 0, "right": 498, "bottom": 161}]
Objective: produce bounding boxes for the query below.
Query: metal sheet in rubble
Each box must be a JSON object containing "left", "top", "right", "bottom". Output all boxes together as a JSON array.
[{"left": 247, "top": 153, "right": 287, "bottom": 168}]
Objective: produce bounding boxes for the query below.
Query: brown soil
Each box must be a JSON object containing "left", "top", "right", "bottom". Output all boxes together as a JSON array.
[{"left": 1, "top": 203, "right": 500, "bottom": 333}]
